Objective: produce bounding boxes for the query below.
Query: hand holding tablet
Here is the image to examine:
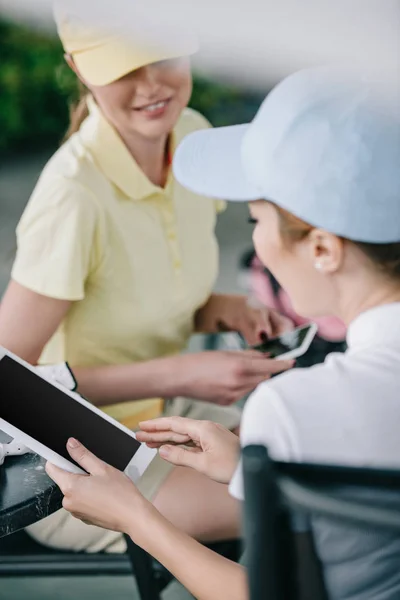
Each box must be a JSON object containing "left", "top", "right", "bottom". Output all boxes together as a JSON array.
[
  {"left": 45, "top": 437, "right": 153, "bottom": 536},
  {"left": 0, "top": 347, "right": 155, "bottom": 480}
]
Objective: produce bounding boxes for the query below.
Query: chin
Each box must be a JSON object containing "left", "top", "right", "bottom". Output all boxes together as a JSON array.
[
  {"left": 139, "top": 124, "right": 170, "bottom": 140},
  {"left": 290, "top": 298, "right": 316, "bottom": 320},
  {"left": 133, "top": 106, "right": 182, "bottom": 140},
  {"left": 294, "top": 302, "right": 332, "bottom": 321}
]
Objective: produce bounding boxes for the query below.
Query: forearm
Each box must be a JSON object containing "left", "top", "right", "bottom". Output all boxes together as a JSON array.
[
  {"left": 73, "top": 356, "right": 185, "bottom": 407},
  {"left": 195, "top": 294, "right": 244, "bottom": 333},
  {"left": 131, "top": 507, "right": 248, "bottom": 600}
]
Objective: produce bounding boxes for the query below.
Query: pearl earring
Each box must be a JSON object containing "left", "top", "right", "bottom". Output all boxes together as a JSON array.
[{"left": 315, "top": 261, "right": 323, "bottom": 271}]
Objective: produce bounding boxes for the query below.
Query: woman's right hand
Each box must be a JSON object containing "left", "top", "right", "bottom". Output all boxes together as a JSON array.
[
  {"left": 137, "top": 416, "right": 240, "bottom": 484},
  {"left": 169, "top": 351, "right": 293, "bottom": 405}
]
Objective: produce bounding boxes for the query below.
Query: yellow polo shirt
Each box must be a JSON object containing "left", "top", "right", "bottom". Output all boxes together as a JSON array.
[{"left": 12, "top": 98, "right": 223, "bottom": 427}]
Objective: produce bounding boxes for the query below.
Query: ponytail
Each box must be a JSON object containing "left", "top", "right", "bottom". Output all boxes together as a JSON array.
[{"left": 63, "top": 81, "right": 89, "bottom": 143}]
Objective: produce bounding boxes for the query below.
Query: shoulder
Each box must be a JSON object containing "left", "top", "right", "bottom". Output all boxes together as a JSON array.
[
  {"left": 41, "top": 135, "right": 88, "bottom": 181},
  {"left": 264, "top": 354, "right": 349, "bottom": 427},
  {"left": 268, "top": 351, "right": 349, "bottom": 399},
  {"left": 240, "top": 382, "right": 302, "bottom": 462},
  {"left": 255, "top": 350, "right": 393, "bottom": 464},
  {"left": 240, "top": 347, "right": 400, "bottom": 469},
  {"left": 240, "top": 353, "right": 351, "bottom": 461},
  {"left": 174, "top": 108, "right": 211, "bottom": 144},
  {"left": 16, "top": 157, "right": 101, "bottom": 241},
  {"left": 20, "top": 139, "right": 102, "bottom": 220}
]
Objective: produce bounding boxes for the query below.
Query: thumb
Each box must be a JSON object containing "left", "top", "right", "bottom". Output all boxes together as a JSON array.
[
  {"left": 45, "top": 461, "right": 79, "bottom": 493},
  {"left": 159, "top": 445, "right": 202, "bottom": 471},
  {"left": 264, "top": 358, "right": 295, "bottom": 375},
  {"left": 66, "top": 438, "right": 107, "bottom": 476}
]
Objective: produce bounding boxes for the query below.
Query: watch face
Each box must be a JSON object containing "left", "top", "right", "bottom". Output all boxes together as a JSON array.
[{"left": 36, "top": 364, "right": 77, "bottom": 391}]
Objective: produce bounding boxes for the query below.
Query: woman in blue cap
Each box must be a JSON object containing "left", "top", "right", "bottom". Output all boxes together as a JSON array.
[{"left": 46, "top": 67, "right": 400, "bottom": 599}]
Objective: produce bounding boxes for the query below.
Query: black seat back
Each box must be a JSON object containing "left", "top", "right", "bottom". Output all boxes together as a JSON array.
[{"left": 243, "top": 446, "right": 400, "bottom": 600}]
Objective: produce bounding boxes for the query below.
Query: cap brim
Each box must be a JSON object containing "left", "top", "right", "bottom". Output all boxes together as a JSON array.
[
  {"left": 173, "top": 124, "right": 261, "bottom": 201},
  {"left": 73, "top": 36, "right": 199, "bottom": 86}
]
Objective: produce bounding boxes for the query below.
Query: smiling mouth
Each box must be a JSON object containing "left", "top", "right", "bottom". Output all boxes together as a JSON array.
[{"left": 133, "top": 98, "right": 171, "bottom": 112}]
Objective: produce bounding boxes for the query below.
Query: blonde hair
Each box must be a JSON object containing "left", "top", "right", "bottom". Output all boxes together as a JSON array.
[{"left": 63, "top": 82, "right": 89, "bottom": 142}]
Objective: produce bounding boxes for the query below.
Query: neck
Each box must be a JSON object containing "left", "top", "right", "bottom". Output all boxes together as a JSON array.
[
  {"left": 339, "top": 277, "right": 400, "bottom": 326},
  {"left": 117, "top": 127, "right": 169, "bottom": 188}
]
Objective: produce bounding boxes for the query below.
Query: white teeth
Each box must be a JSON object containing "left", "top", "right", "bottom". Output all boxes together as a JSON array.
[{"left": 144, "top": 100, "right": 167, "bottom": 112}]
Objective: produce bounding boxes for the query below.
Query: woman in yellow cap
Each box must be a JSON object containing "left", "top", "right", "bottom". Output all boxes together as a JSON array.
[{"left": 0, "top": 6, "right": 291, "bottom": 552}]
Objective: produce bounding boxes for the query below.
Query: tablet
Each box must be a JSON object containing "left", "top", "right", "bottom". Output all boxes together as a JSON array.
[{"left": 0, "top": 347, "right": 156, "bottom": 480}]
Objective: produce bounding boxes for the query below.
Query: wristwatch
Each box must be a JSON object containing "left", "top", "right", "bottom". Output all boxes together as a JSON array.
[{"left": 35, "top": 362, "right": 78, "bottom": 391}]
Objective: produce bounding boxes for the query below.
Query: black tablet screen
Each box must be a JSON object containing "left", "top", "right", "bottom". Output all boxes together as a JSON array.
[{"left": 0, "top": 356, "right": 140, "bottom": 471}]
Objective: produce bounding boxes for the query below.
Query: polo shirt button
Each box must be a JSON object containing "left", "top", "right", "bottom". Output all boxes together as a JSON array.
[
  {"left": 174, "top": 260, "right": 182, "bottom": 271},
  {"left": 168, "top": 232, "right": 176, "bottom": 241}
]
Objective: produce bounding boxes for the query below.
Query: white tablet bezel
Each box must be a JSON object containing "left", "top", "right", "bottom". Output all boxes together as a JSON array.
[{"left": 0, "top": 347, "right": 156, "bottom": 481}]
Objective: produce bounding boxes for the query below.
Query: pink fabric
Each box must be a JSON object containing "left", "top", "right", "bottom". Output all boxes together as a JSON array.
[{"left": 251, "top": 257, "right": 347, "bottom": 342}]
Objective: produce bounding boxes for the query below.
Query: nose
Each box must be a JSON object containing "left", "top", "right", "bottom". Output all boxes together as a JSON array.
[{"left": 133, "top": 65, "right": 162, "bottom": 98}]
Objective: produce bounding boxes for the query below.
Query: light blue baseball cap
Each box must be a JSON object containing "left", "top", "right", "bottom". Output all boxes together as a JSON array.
[{"left": 174, "top": 67, "right": 400, "bottom": 243}]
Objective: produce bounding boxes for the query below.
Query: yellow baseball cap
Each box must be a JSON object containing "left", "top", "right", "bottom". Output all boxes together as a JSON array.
[{"left": 54, "top": 2, "right": 198, "bottom": 86}]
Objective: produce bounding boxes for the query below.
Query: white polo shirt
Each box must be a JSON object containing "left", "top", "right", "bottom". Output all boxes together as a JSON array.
[{"left": 231, "top": 302, "right": 400, "bottom": 599}]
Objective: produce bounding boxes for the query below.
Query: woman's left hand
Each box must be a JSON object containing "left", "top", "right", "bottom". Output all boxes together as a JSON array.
[
  {"left": 197, "top": 294, "right": 293, "bottom": 345},
  {"left": 46, "top": 439, "right": 151, "bottom": 534},
  {"left": 138, "top": 416, "right": 240, "bottom": 484}
]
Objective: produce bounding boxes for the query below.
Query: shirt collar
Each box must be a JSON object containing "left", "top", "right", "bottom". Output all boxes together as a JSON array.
[
  {"left": 79, "top": 96, "right": 174, "bottom": 200},
  {"left": 347, "top": 302, "right": 400, "bottom": 350}
]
